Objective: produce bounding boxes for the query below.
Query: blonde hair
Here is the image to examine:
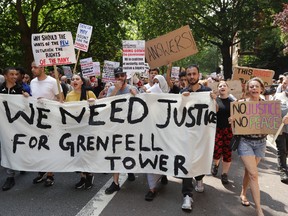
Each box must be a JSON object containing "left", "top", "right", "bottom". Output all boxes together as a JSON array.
[{"left": 246, "top": 77, "right": 265, "bottom": 93}]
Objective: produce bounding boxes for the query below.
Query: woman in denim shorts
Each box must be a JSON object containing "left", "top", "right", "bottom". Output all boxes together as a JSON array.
[{"left": 230, "top": 77, "right": 267, "bottom": 216}]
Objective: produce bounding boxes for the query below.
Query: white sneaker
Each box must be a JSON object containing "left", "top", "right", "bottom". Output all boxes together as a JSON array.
[
  {"left": 181, "top": 195, "right": 193, "bottom": 211},
  {"left": 195, "top": 180, "right": 204, "bottom": 193}
]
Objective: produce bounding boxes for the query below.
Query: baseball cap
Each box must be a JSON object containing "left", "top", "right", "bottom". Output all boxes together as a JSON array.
[{"left": 114, "top": 67, "right": 125, "bottom": 75}]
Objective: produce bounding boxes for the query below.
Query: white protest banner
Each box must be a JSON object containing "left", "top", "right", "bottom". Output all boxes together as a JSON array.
[
  {"left": 0, "top": 93, "right": 216, "bottom": 177},
  {"left": 145, "top": 25, "right": 198, "bottom": 68},
  {"left": 102, "top": 60, "right": 120, "bottom": 83},
  {"left": 231, "top": 100, "right": 282, "bottom": 135},
  {"left": 232, "top": 66, "right": 275, "bottom": 86},
  {"left": 74, "top": 23, "right": 93, "bottom": 52},
  {"left": 93, "top": 62, "right": 101, "bottom": 77},
  {"left": 62, "top": 66, "right": 73, "bottom": 79},
  {"left": 80, "top": 57, "right": 94, "bottom": 77},
  {"left": 31, "top": 32, "right": 76, "bottom": 66},
  {"left": 122, "top": 40, "right": 145, "bottom": 77}
]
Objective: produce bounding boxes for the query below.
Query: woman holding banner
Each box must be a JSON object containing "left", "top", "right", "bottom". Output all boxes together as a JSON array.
[
  {"left": 229, "top": 77, "right": 266, "bottom": 216},
  {"left": 211, "top": 81, "right": 235, "bottom": 184},
  {"left": 65, "top": 74, "right": 97, "bottom": 189}
]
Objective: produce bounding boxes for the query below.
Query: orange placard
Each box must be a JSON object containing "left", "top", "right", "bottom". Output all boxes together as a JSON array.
[{"left": 232, "top": 66, "right": 274, "bottom": 86}]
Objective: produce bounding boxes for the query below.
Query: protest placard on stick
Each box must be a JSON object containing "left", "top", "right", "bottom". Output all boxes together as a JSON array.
[{"left": 145, "top": 25, "right": 198, "bottom": 68}]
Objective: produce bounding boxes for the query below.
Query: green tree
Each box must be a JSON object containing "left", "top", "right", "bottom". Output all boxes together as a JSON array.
[{"left": 135, "top": 0, "right": 286, "bottom": 79}]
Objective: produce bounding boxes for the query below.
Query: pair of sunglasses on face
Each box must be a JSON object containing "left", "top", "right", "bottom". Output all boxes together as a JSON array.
[{"left": 115, "top": 73, "right": 126, "bottom": 78}]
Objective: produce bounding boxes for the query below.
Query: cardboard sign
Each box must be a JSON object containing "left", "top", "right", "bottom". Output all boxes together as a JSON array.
[
  {"left": 74, "top": 23, "right": 93, "bottom": 52},
  {"left": 0, "top": 93, "right": 216, "bottom": 177},
  {"left": 145, "top": 25, "right": 198, "bottom": 68},
  {"left": 123, "top": 40, "right": 145, "bottom": 76},
  {"left": 231, "top": 100, "right": 282, "bottom": 135},
  {"left": 232, "top": 66, "right": 275, "bottom": 86},
  {"left": 208, "top": 80, "right": 242, "bottom": 100},
  {"left": 31, "top": 32, "right": 76, "bottom": 66}
]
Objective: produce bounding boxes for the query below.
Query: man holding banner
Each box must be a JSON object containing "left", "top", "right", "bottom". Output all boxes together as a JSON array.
[
  {"left": 30, "top": 61, "right": 63, "bottom": 187},
  {"left": 104, "top": 67, "right": 138, "bottom": 195},
  {"left": 180, "top": 64, "right": 217, "bottom": 211}
]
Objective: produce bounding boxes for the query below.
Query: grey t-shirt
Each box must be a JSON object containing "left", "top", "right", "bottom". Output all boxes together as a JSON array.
[{"left": 107, "top": 84, "right": 138, "bottom": 97}]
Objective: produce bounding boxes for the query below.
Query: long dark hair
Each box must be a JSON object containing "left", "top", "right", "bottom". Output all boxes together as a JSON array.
[{"left": 72, "top": 74, "right": 88, "bottom": 101}]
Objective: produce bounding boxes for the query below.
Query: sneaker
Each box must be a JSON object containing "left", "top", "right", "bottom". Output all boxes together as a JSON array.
[
  {"left": 33, "top": 172, "right": 47, "bottom": 184},
  {"left": 221, "top": 173, "right": 229, "bottom": 184},
  {"left": 127, "top": 173, "right": 135, "bottom": 181},
  {"left": 211, "top": 164, "right": 219, "bottom": 176},
  {"left": 75, "top": 177, "right": 86, "bottom": 189},
  {"left": 161, "top": 175, "right": 168, "bottom": 185},
  {"left": 2, "top": 177, "right": 15, "bottom": 191},
  {"left": 280, "top": 169, "right": 288, "bottom": 184},
  {"left": 45, "top": 176, "right": 54, "bottom": 187},
  {"left": 181, "top": 195, "right": 193, "bottom": 211},
  {"left": 145, "top": 190, "right": 156, "bottom": 201},
  {"left": 195, "top": 180, "right": 204, "bottom": 193},
  {"left": 85, "top": 175, "right": 94, "bottom": 189},
  {"left": 105, "top": 182, "right": 120, "bottom": 194}
]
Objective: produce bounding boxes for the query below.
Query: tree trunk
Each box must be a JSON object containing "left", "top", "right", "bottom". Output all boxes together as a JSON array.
[{"left": 220, "top": 44, "right": 233, "bottom": 80}]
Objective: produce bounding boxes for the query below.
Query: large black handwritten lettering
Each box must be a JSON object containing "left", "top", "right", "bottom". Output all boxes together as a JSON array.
[{"left": 3, "top": 101, "right": 35, "bottom": 124}]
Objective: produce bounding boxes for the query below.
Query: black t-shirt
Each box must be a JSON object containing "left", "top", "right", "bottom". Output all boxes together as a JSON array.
[
  {"left": 180, "top": 84, "right": 211, "bottom": 93},
  {"left": 216, "top": 96, "right": 234, "bottom": 128},
  {"left": 169, "top": 84, "right": 181, "bottom": 94}
]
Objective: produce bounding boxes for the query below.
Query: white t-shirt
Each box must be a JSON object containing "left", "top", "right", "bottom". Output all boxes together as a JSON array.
[{"left": 30, "top": 75, "right": 62, "bottom": 101}]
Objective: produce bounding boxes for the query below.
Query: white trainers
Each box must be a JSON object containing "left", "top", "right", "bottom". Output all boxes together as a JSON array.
[
  {"left": 195, "top": 180, "right": 204, "bottom": 193},
  {"left": 181, "top": 195, "right": 193, "bottom": 211}
]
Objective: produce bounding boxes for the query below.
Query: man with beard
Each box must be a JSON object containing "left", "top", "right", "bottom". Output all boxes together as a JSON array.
[
  {"left": 104, "top": 67, "right": 138, "bottom": 194},
  {"left": 179, "top": 64, "right": 217, "bottom": 211}
]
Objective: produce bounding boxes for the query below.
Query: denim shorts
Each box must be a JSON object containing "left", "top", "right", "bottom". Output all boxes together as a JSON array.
[{"left": 237, "top": 137, "right": 266, "bottom": 158}]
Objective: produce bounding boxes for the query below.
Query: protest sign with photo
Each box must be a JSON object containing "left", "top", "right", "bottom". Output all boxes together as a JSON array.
[
  {"left": 232, "top": 66, "right": 275, "bottom": 86},
  {"left": 171, "top": 67, "right": 180, "bottom": 79},
  {"left": 62, "top": 66, "right": 73, "bottom": 79},
  {"left": 93, "top": 62, "right": 101, "bottom": 77},
  {"left": 231, "top": 100, "right": 281, "bottom": 135},
  {"left": 102, "top": 60, "right": 120, "bottom": 83},
  {"left": 0, "top": 93, "right": 216, "bottom": 177},
  {"left": 74, "top": 23, "right": 93, "bottom": 52},
  {"left": 31, "top": 32, "right": 76, "bottom": 66},
  {"left": 145, "top": 25, "right": 198, "bottom": 68},
  {"left": 80, "top": 57, "right": 94, "bottom": 77}
]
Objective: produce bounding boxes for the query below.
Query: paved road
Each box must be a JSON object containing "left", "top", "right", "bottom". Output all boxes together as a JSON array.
[{"left": 0, "top": 141, "right": 287, "bottom": 216}]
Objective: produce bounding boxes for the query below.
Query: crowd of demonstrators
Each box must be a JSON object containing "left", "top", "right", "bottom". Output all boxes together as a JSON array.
[
  {"left": 104, "top": 67, "right": 138, "bottom": 195},
  {"left": 65, "top": 74, "right": 97, "bottom": 189},
  {"left": 0, "top": 67, "right": 29, "bottom": 191},
  {"left": 1, "top": 61, "right": 288, "bottom": 216},
  {"left": 211, "top": 81, "right": 234, "bottom": 185}
]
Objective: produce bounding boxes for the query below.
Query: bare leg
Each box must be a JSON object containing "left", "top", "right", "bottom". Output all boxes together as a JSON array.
[
  {"left": 240, "top": 156, "right": 263, "bottom": 216},
  {"left": 222, "top": 161, "right": 231, "bottom": 174},
  {"left": 113, "top": 173, "right": 120, "bottom": 184}
]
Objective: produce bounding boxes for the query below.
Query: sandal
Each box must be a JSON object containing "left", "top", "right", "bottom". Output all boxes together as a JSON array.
[{"left": 240, "top": 196, "right": 250, "bottom": 207}]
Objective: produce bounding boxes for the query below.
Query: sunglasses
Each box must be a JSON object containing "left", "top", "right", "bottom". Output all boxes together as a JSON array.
[{"left": 115, "top": 73, "right": 126, "bottom": 78}]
